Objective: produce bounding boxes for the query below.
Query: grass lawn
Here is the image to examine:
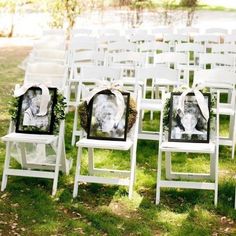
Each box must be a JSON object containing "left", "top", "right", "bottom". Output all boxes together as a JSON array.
[{"left": 0, "top": 46, "right": 235, "bottom": 236}]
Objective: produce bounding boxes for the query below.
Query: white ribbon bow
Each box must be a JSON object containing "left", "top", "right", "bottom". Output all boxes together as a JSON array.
[
  {"left": 85, "top": 80, "right": 125, "bottom": 124},
  {"left": 14, "top": 83, "right": 51, "bottom": 116},
  {"left": 177, "top": 84, "right": 209, "bottom": 121}
]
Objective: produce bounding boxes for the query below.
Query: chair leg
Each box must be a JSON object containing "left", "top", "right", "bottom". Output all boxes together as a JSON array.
[
  {"left": 88, "top": 148, "right": 94, "bottom": 175},
  {"left": 165, "top": 152, "right": 172, "bottom": 179},
  {"left": 52, "top": 126, "right": 65, "bottom": 196},
  {"left": 71, "top": 105, "right": 78, "bottom": 146},
  {"left": 210, "top": 153, "right": 216, "bottom": 180},
  {"left": 128, "top": 147, "right": 136, "bottom": 199},
  {"left": 231, "top": 114, "right": 236, "bottom": 159},
  {"left": 1, "top": 142, "right": 12, "bottom": 191},
  {"left": 156, "top": 149, "right": 162, "bottom": 205},
  {"left": 214, "top": 150, "right": 219, "bottom": 206},
  {"left": 73, "top": 146, "right": 82, "bottom": 198}
]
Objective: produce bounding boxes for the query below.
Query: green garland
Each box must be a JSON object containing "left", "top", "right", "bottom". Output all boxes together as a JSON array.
[
  {"left": 78, "top": 96, "right": 138, "bottom": 134},
  {"left": 8, "top": 92, "right": 66, "bottom": 134}
]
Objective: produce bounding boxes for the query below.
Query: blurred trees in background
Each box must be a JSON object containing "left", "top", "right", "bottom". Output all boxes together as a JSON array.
[
  {"left": 0, "top": 0, "right": 200, "bottom": 37},
  {"left": 180, "top": 0, "right": 199, "bottom": 26}
]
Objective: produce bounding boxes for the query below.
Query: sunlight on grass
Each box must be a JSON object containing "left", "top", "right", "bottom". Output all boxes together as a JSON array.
[{"left": 0, "top": 46, "right": 235, "bottom": 235}]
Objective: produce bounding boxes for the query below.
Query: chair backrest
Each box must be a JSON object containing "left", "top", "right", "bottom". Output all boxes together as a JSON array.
[
  {"left": 70, "top": 36, "right": 97, "bottom": 52},
  {"left": 151, "top": 26, "right": 173, "bottom": 40},
  {"left": 193, "top": 68, "right": 236, "bottom": 88},
  {"left": 193, "top": 34, "right": 221, "bottom": 52},
  {"left": 177, "top": 27, "right": 199, "bottom": 35},
  {"left": 80, "top": 65, "right": 122, "bottom": 82},
  {"left": 175, "top": 43, "right": 205, "bottom": 65},
  {"left": 98, "top": 28, "right": 120, "bottom": 36},
  {"left": 126, "top": 28, "right": 148, "bottom": 37},
  {"left": 24, "top": 62, "right": 68, "bottom": 91},
  {"left": 205, "top": 27, "right": 228, "bottom": 35},
  {"left": 138, "top": 41, "right": 170, "bottom": 53},
  {"left": 108, "top": 51, "right": 146, "bottom": 67},
  {"left": 163, "top": 33, "right": 189, "bottom": 43},
  {"left": 193, "top": 68, "right": 236, "bottom": 111},
  {"left": 107, "top": 41, "right": 137, "bottom": 53},
  {"left": 34, "top": 35, "right": 66, "bottom": 50},
  {"left": 30, "top": 49, "right": 68, "bottom": 65},
  {"left": 129, "top": 34, "right": 156, "bottom": 44},
  {"left": 211, "top": 43, "right": 236, "bottom": 54},
  {"left": 224, "top": 34, "right": 236, "bottom": 44},
  {"left": 136, "top": 65, "right": 180, "bottom": 90},
  {"left": 154, "top": 52, "right": 188, "bottom": 67},
  {"left": 199, "top": 53, "right": 235, "bottom": 70}
]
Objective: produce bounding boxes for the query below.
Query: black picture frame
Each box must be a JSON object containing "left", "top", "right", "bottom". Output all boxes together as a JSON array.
[
  {"left": 87, "top": 90, "right": 130, "bottom": 141},
  {"left": 15, "top": 87, "right": 57, "bottom": 134},
  {"left": 168, "top": 92, "right": 211, "bottom": 143}
]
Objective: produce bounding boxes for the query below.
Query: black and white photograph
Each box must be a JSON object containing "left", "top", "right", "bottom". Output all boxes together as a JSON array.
[
  {"left": 168, "top": 92, "right": 211, "bottom": 143},
  {"left": 87, "top": 90, "right": 130, "bottom": 141},
  {"left": 15, "top": 87, "right": 57, "bottom": 134}
]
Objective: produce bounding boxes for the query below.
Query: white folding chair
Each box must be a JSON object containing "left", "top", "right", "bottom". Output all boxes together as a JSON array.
[
  {"left": 175, "top": 43, "right": 205, "bottom": 84},
  {"left": 73, "top": 88, "right": 141, "bottom": 199},
  {"left": 193, "top": 34, "right": 221, "bottom": 52},
  {"left": 107, "top": 41, "right": 137, "bottom": 54},
  {"left": 163, "top": 33, "right": 189, "bottom": 51},
  {"left": 211, "top": 43, "right": 236, "bottom": 54},
  {"left": 205, "top": 27, "right": 228, "bottom": 35},
  {"left": 1, "top": 62, "right": 71, "bottom": 196},
  {"left": 156, "top": 90, "right": 220, "bottom": 206},
  {"left": 138, "top": 42, "right": 170, "bottom": 65},
  {"left": 28, "top": 49, "right": 68, "bottom": 65},
  {"left": 129, "top": 34, "right": 156, "bottom": 45},
  {"left": 136, "top": 66, "right": 179, "bottom": 140},
  {"left": 108, "top": 51, "right": 146, "bottom": 88},
  {"left": 98, "top": 35, "right": 126, "bottom": 52},
  {"left": 224, "top": 34, "right": 236, "bottom": 44},
  {"left": 177, "top": 27, "right": 199, "bottom": 36},
  {"left": 193, "top": 68, "right": 236, "bottom": 159},
  {"left": 151, "top": 26, "right": 173, "bottom": 41},
  {"left": 198, "top": 53, "right": 235, "bottom": 71},
  {"left": 154, "top": 52, "right": 189, "bottom": 86},
  {"left": 71, "top": 65, "right": 122, "bottom": 145}
]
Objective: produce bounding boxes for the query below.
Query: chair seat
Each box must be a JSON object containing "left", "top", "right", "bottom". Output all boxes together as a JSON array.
[
  {"left": 76, "top": 138, "right": 133, "bottom": 150},
  {"left": 160, "top": 141, "right": 216, "bottom": 153},
  {"left": 2, "top": 132, "right": 57, "bottom": 144},
  {"left": 140, "top": 99, "right": 162, "bottom": 111}
]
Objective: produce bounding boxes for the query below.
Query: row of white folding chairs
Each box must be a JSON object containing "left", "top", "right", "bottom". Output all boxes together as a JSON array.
[{"left": 69, "top": 26, "right": 236, "bottom": 38}]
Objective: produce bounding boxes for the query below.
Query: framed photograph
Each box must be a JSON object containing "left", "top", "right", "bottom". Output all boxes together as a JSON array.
[
  {"left": 15, "top": 87, "right": 57, "bottom": 134},
  {"left": 87, "top": 90, "right": 130, "bottom": 141},
  {"left": 168, "top": 92, "right": 211, "bottom": 143}
]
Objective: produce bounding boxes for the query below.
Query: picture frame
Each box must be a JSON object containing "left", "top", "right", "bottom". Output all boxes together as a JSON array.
[
  {"left": 87, "top": 90, "right": 130, "bottom": 141},
  {"left": 15, "top": 87, "right": 57, "bottom": 134},
  {"left": 168, "top": 92, "right": 211, "bottom": 143}
]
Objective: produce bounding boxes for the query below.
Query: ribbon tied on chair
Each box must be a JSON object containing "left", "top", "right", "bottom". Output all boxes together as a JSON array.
[
  {"left": 177, "top": 85, "right": 209, "bottom": 122},
  {"left": 14, "top": 83, "right": 51, "bottom": 116}
]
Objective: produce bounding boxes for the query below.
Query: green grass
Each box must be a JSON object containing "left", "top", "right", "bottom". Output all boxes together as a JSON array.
[{"left": 0, "top": 46, "right": 235, "bottom": 235}]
